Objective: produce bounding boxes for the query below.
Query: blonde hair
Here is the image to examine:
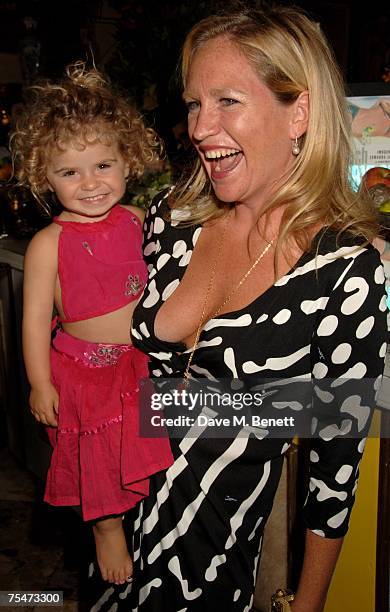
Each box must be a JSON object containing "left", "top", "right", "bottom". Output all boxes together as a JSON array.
[
  {"left": 10, "top": 61, "right": 161, "bottom": 213},
  {"left": 171, "top": 5, "right": 378, "bottom": 252}
]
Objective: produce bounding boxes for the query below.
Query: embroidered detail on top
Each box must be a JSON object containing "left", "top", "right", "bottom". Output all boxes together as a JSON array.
[
  {"left": 84, "top": 345, "right": 130, "bottom": 367},
  {"left": 82, "top": 241, "right": 93, "bottom": 256},
  {"left": 125, "top": 273, "right": 143, "bottom": 296}
]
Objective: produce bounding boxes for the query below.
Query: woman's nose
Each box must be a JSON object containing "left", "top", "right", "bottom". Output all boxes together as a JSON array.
[{"left": 190, "top": 106, "right": 219, "bottom": 142}]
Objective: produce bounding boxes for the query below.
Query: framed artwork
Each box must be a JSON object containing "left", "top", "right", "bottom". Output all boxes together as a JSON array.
[{"left": 347, "top": 92, "right": 390, "bottom": 198}]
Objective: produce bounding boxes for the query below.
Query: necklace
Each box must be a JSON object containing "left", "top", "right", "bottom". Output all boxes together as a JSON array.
[{"left": 183, "top": 218, "right": 274, "bottom": 384}]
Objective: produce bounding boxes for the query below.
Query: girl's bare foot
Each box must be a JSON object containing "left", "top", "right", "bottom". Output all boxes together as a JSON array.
[{"left": 93, "top": 516, "right": 133, "bottom": 585}]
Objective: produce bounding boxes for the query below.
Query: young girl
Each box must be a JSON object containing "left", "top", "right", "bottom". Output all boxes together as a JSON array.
[{"left": 10, "top": 61, "right": 172, "bottom": 586}]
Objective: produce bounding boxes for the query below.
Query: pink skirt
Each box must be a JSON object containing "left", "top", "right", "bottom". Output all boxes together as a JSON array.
[{"left": 44, "top": 328, "right": 173, "bottom": 521}]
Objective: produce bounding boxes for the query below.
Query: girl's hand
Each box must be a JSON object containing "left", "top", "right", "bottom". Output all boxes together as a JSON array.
[{"left": 29, "top": 382, "right": 59, "bottom": 427}]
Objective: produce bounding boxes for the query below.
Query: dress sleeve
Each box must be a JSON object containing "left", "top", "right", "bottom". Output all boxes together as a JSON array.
[{"left": 303, "top": 245, "right": 388, "bottom": 538}]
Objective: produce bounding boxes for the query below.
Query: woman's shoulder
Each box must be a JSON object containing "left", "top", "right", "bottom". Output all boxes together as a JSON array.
[
  {"left": 145, "top": 187, "right": 172, "bottom": 220},
  {"left": 313, "top": 227, "right": 379, "bottom": 258},
  {"left": 309, "top": 227, "right": 383, "bottom": 287},
  {"left": 145, "top": 186, "right": 200, "bottom": 230}
]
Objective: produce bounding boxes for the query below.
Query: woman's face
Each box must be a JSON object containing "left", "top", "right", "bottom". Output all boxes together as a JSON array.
[{"left": 184, "top": 37, "right": 299, "bottom": 208}]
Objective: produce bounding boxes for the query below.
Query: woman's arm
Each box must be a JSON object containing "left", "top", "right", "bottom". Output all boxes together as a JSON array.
[
  {"left": 292, "top": 246, "right": 387, "bottom": 611},
  {"left": 291, "top": 531, "right": 343, "bottom": 612},
  {"left": 23, "top": 226, "right": 59, "bottom": 426}
]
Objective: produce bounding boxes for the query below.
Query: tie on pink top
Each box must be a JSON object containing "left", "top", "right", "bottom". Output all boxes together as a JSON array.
[{"left": 53, "top": 205, "right": 147, "bottom": 323}]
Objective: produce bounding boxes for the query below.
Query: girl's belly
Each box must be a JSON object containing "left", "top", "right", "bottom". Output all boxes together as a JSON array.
[{"left": 61, "top": 302, "right": 136, "bottom": 344}]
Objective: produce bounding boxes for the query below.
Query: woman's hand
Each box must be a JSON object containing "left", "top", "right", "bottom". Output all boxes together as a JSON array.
[{"left": 29, "top": 382, "right": 59, "bottom": 427}]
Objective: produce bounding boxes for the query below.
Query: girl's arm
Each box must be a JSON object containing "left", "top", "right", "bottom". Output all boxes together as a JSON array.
[{"left": 23, "top": 226, "right": 59, "bottom": 426}]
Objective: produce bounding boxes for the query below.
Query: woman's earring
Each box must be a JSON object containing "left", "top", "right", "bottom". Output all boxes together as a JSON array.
[{"left": 292, "top": 136, "right": 300, "bottom": 156}]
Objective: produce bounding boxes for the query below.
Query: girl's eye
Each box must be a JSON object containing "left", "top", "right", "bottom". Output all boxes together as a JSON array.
[
  {"left": 62, "top": 170, "right": 76, "bottom": 177},
  {"left": 98, "top": 163, "right": 111, "bottom": 169}
]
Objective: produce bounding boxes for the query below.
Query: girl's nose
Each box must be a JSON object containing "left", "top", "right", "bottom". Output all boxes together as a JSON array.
[{"left": 81, "top": 173, "right": 99, "bottom": 190}]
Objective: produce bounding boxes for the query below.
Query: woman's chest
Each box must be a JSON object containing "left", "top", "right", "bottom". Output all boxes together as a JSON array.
[
  {"left": 139, "top": 246, "right": 322, "bottom": 356},
  {"left": 148, "top": 227, "right": 286, "bottom": 346}
]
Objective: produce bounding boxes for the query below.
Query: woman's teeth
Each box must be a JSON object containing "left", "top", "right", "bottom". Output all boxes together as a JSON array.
[
  {"left": 205, "top": 149, "right": 243, "bottom": 175},
  {"left": 205, "top": 148, "right": 241, "bottom": 160}
]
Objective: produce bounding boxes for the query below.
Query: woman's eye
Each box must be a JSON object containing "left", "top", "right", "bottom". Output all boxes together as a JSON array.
[
  {"left": 185, "top": 100, "right": 199, "bottom": 112},
  {"left": 221, "top": 98, "right": 238, "bottom": 106}
]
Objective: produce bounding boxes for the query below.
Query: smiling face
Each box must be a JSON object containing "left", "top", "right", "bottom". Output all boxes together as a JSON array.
[
  {"left": 184, "top": 36, "right": 305, "bottom": 209},
  {"left": 46, "top": 139, "right": 130, "bottom": 221}
]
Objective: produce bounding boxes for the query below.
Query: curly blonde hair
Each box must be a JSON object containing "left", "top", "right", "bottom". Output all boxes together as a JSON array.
[
  {"left": 171, "top": 5, "right": 378, "bottom": 252},
  {"left": 10, "top": 61, "right": 162, "bottom": 213}
]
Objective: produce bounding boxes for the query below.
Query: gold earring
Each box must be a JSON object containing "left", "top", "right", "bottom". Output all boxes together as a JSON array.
[{"left": 292, "top": 136, "right": 300, "bottom": 156}]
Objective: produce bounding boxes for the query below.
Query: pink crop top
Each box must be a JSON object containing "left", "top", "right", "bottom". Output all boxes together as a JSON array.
[{"left": 53, "top": 205, "right": 147, "bottom": 323}]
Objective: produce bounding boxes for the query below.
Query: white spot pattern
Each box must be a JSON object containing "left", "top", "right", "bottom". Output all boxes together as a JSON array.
[
  {"left": 335, "top": 465, "right": 353, "bottom": 484},
  {"left": 256, "top": 313, "right": 268, "bottom": 323},
  {"left": 205, "top": 555, "right": 227, "bottom": 582},
  {"left": 331, "top": 343, "right": 352, "bottom": 364},
  {"left": 327, "top": 508, "right": 349, "bottom": 529},
  {"left": 300, "top": 296, "right": 329, "bottom": 314},
  {"left": 356, "top": 316, "right": 375, "bottom": 339},
  {"left": 162, "top": 279, "right": 180, "bottom": 301},
  {"left": 168, "top": 556, "right": 202, "bottom": 599},
  {"left": 341, "top": 277, "right": 369, "bottom": 315},
  {"left": 312, "top": 362, "right": 328, "bottom": 378},
  {"left": 317, "top": 315, "right": 339, "bottom": 336},
  {"left": 243, "top": 345, "right": 310, "bottom": 373},
  {"left": 311, "top": 529, "right": 325, "bottom": 537},
  {"left": 233, "top": 589, "right": 241, "bottom": 602},
  {"left": 153, "top": 217, "right": 165, "bottom": 234},
  {"left": 272, "top": 309, "right": 291, "bottom": 324}
]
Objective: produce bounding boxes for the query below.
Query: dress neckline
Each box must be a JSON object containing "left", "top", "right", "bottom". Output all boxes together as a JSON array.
[
  {"left": 53, "top": 204, "right": 123, "bottom": 232},
  {"left": 149, "top": 225, "right": 342, "bottom": 353}
]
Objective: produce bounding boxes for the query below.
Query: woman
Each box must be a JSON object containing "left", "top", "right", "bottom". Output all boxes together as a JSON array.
[{"left": 92, "top": 5, "right": 387, "bottom": 611}]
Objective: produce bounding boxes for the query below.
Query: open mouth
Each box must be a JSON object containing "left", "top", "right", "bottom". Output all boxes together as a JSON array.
[
  {"left": 80, "top": 194, "right": 107, "bottom": 203},
  {"left": 204, "top": 148, "right": 243, "bottom": 178}
]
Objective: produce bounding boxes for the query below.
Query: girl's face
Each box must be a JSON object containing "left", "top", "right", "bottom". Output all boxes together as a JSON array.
[
  {"left": 46, "top": 139, "right": 130, "bottom": 221},
  {"left": 183, "top": 37, "right": 303, "bottom": 210}
]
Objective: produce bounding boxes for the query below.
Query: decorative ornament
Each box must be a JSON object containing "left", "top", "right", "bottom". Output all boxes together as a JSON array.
[{"left": 292, "top": 136, "right": 300, "bottom": 156}]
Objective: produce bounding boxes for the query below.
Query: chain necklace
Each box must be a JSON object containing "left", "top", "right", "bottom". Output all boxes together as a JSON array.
[{"left": 183, "top": 215, "right": 274, "bottom": 384}]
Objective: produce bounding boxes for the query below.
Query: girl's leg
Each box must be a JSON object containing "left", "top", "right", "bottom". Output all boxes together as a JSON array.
[{"left": 92, "top": 516, "right": 133, "bottom": 585}]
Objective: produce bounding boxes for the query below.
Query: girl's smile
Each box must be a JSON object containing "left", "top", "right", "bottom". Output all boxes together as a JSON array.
[{"left": 46, "top": 140, "right": 130, "bottom": 221}]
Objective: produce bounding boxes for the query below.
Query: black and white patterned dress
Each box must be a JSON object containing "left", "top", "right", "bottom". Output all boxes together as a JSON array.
[{"left": 94, "top": 189, "right": 387, "bottom": 611}]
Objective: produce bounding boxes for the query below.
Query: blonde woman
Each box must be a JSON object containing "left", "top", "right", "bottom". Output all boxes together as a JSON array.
[{"left": 97, "top": 5, "right": 386, "bottom": 611}]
